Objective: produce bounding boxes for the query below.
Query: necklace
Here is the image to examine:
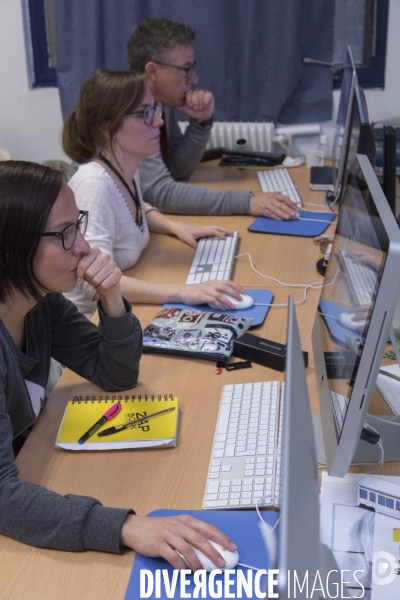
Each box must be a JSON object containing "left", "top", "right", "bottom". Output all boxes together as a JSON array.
[{"left": 98, "top": 154, "right": 143, "bottom": 229}]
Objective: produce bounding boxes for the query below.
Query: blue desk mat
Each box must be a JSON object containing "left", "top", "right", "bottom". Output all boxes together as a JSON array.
[
  {"left": 125, "top": 509, "right": 278, "bottom": 600},
  {"left": 319, "top": 299, "right": 365, "bottom": 347},
  {"left": 248, "top": 210, "right": 336, "bottom": 237},
  {"left": 162, "top": 289, "right": 274, "bottom": 328}
]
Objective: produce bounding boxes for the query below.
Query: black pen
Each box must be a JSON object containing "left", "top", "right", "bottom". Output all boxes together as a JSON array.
[{"left": 97, "top": 406, "right": 176, "bottom": 437}]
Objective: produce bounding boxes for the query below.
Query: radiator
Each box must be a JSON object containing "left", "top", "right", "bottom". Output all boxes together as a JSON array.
[{"left": 179, "top": 121, "right": 274, "bottom": 152}]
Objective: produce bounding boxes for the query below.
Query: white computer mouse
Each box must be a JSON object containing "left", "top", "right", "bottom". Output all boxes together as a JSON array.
[
  {"left": 338, "top": 312, "right": 368, "bottom": 330},
  {"left": 208, "top": 293, "right": 254, "bottom": 311},
  {"left": 176, "top": 540, "right": 239, "bottom": 572}
]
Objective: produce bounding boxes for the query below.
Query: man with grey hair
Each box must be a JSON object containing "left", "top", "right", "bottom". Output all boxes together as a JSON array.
[{"left": 128, "top": 18, "right": 296, "bottom": 218}]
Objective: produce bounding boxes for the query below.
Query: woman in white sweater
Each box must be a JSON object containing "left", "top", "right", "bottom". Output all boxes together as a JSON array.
[{"left": 63, "top": 70, "right": 243, "bottom": 318}]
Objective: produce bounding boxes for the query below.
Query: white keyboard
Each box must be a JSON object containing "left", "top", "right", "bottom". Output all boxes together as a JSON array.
[
  {"left": 203, "top": 381, "right": 284, "bottom": 510},
  {"left": 339, "top": 250, "right": 378, "bottom": 306},
  {"left": 185, "top": 232, "right": 239, "bottom": 285},
  {"left": 330, "top": 391, "right": 349, "bottom": 433},
  {"left": 257, "top": 168, "right": 302, "bottom": 207}
]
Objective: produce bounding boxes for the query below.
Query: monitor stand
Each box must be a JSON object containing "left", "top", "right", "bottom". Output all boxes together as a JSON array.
[
  {"left": 314, "top": 325, "right": 400, "bottom": 467},
  {"left": 313, "top": 412, "right": 400, "bottom": 466}
]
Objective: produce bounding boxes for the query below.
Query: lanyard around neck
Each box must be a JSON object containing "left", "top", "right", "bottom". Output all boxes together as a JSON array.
[{"left": 98, "top": 154, "right": 143, "bottom": 229}]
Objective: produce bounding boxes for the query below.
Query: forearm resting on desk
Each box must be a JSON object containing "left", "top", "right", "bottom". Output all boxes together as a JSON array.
[{"left": 120, "top": 513, "right": 237, "bottom": 571}]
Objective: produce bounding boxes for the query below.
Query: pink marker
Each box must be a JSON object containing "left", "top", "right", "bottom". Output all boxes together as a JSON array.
[{"left": 78, "top": 402, "right": 122, "bottom": 444}]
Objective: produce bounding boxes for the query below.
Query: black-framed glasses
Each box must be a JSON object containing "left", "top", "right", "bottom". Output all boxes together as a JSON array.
[
  {"left": 153, "top": 60, "right": 197, "bottom": 80},
  {"left": 128, "top": 102, "right": 163, "bottom": 125},
  {"left": 42, "top": 210, "right": 89, "bottom": 250}
]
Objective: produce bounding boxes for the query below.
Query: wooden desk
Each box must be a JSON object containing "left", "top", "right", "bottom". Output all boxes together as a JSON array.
[{"left": 0, "top": 164, "right": 395, "bottom": 599}]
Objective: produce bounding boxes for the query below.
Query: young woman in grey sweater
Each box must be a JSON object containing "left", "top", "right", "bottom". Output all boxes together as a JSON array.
[{"left": 0, "top": 160, "right": 236, "bottom": 569}]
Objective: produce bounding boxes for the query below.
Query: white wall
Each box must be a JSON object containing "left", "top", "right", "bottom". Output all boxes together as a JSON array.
[
  {"left": 0, "top": 0, "right": 66, "bottom": 163},
  {"left": 0, "top": 0, "right": 399, "bottom": 162}
]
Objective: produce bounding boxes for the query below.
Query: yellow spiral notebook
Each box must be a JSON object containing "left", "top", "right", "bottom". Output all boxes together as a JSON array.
[{"left": 55, "top": 394, "right": 179, "bottom": 451}]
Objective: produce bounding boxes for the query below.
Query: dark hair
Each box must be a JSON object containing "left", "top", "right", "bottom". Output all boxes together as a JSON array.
[
  {"left": 0, "top": 161, "right": 64, "bottom": 303},
  {"left": 62, "top": 69, "right": 146, "bottom": 164},
  {"left": 127, "top": 18, "right": 196, "bottom": 72}
]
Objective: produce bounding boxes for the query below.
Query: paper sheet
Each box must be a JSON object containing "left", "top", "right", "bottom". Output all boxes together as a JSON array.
[
  {"left": 376, "top": 365, "right": 400, "bottom": 415},
  {"left": 321, "top": 473, "right": 400, "bottom": 599}
]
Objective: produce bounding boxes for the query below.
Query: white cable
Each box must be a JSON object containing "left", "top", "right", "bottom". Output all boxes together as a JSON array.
[
  {"left": 255, "top": 494, "right": 281, "bottom": 531},
  {"left": 363, "top": 439, "right": 384, "bottom": 474},
  {"left": 303, "top": 201, "right": 338, "bottom": 214},
  {"left": 298, "top": 216, "right": 337, "bottom": 225},
  {"left": 236, "top": 252, "right": 341, "bottom": 308},
  {"left": 339, "top": 421, "right": 385, "bottom": 472},
  {"left": 234, "top": 494, "right": 279, "bottom": 573},
  {"left": 235, "top": 252, "right": 324, "bottom": 289},
  {"left": 237, "top": 562, "right": 261, "bottom": 572},
  {"left": 367, "top": 414, "right": 400, "bottom": 428},
  {"left": 319, "top": 313, "right": 338, "bottom": 321},
  {"left": 255, "top": 495, "right": 280, "bottom": 569}
]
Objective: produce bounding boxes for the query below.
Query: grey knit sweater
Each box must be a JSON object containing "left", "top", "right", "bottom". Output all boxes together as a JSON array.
[
  {"left": 0, "top": 293, "right": 142, "bottom": 553},
  {"left": 139, "top": 107, "right": 252, "bottom": 216}
]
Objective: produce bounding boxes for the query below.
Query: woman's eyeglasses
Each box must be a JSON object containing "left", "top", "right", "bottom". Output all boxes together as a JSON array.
[
  {"left": 128, "top": 102, "right": 163, "bottom": 125},
  {"left": 42, "top": 210, "right": 89, "bottom": 250}
]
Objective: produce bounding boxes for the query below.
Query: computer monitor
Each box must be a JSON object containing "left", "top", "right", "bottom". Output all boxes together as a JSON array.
[
  {"left": 381, "top": 124, "right": 397, "bottom": 217},
  {"left": 278, "top": 297, "right": 345, "bottom": 597},
  {"left": 312, "top": 153, "right": 400, "bottom": 478},
  {"left": 329, "top": 85, "right": 376, "bottom": 212},
  {"left": 330, "top": 46, "right": 358, "bottom": 202},
  {"left": 346, "top": 85, "right": 376, "bottom": 171},
  {"left": 311, "top": 47, "right": 357, "bottom": 197}
]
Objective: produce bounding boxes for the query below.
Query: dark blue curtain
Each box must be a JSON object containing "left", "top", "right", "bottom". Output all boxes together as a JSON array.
[{"left": 54, "top": 0, "right": 335, "bottom": 124}]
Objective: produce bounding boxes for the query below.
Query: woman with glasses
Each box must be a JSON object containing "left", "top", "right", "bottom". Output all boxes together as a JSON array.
[
  {"left": 0, "top": 160, "right": 237, "bottom": 566},
  {"left": 63, "top": 69, "right": 243, "bottom": 319}
]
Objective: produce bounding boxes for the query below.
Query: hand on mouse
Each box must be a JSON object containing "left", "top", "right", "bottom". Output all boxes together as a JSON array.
[
  {"left": 249, "top": 192, "right": 298, "bottom": 220},
  {"left": 175, "top": 280, "right": 244, "bottom": 310},
  {"left": 119, "top": 514, "right": 237, "bottom": 571}
]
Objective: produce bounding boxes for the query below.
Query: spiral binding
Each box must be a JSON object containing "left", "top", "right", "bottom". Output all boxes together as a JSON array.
[{"left": 71, "top": 394, "right": 174, "bottom": 404}]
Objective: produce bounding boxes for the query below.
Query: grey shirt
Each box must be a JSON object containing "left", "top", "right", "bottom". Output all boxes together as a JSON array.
[
  {"left": 139, "top": 107, "right": 252, "bottom": 216},
  {"left": 0, "top": 293, "right": 142, "bottom": 553}
]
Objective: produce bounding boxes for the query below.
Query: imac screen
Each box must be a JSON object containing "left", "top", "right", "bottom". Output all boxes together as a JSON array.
[
  {"left": 331, "top": 46, "right": 357, "bottom": 199},
  {"left": 313, "top": 153, "right": 400, "bottom": 476}
]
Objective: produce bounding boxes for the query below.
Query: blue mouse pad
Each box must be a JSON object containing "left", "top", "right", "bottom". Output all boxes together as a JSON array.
[
  {"left": 319, "top": 299, "right": 365, "bottom": 347},
  {"left": 248, "top": 211, "right": 336, "bottom": 237},
  {"left": 125, "top": 509, "right": 278, "bottom": 600},
  {"left": 162, "top": 289, "right": 274, "bottom": 328}
]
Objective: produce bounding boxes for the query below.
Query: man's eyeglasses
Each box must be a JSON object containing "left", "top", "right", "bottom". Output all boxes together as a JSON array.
[
  {"left": 42, "top": 210, "right": 89, "bottom": 250},
  {"left": 128, "top": 102, "right": 163, "bottom": 125},
  {"left": 153, "top": 60, "right": 197, "bottom": 80}
]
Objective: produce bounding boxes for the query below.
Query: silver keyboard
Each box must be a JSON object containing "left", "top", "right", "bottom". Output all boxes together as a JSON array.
[
  {"left": 203, "top": 381, "right": 284, "bottom": 510},
  {"left": 257, "top": 168, "right": 302, "bottom": 207},
  {"left": 185, "top": 232, "right": 239, "bottom": 285},
  {"left": 339, "top": 250, "right": 378, "bottom": 306}
]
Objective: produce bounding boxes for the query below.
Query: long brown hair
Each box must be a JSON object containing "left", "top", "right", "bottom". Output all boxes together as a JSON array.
[{"left": 62, "top": 69, "right": 147, "bottom": 164}]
